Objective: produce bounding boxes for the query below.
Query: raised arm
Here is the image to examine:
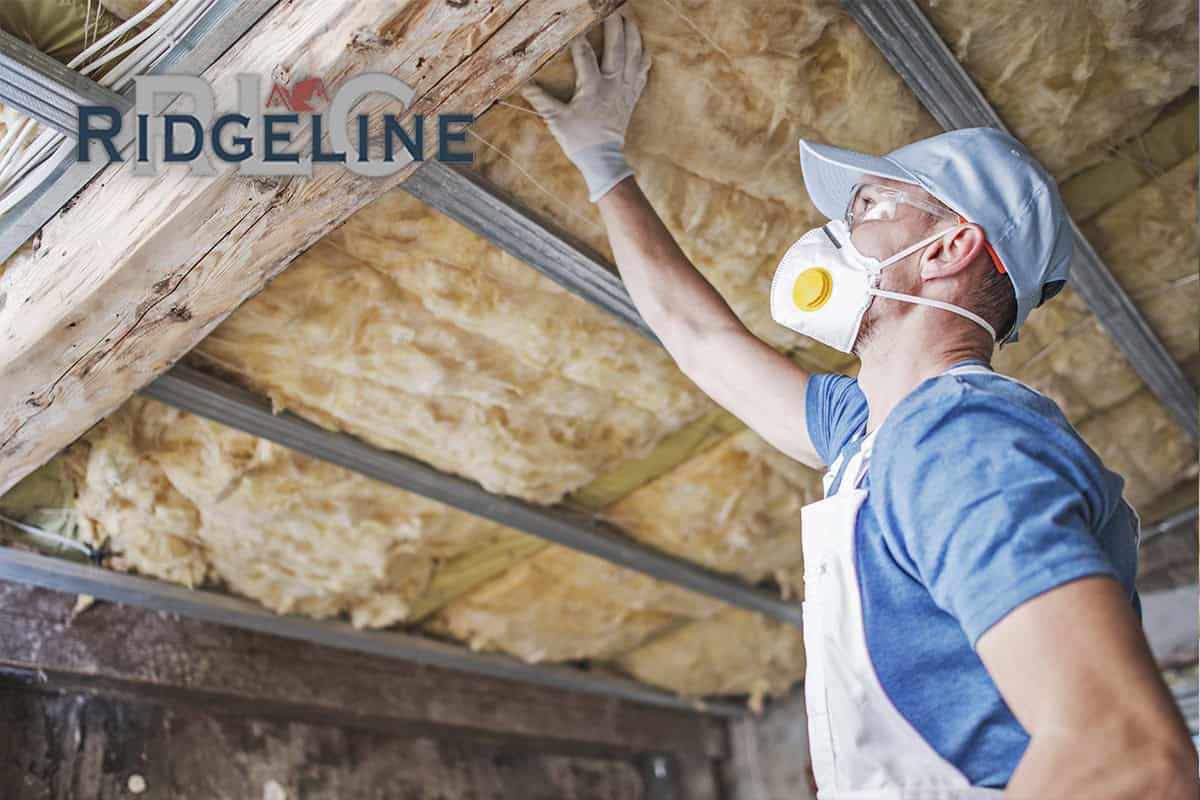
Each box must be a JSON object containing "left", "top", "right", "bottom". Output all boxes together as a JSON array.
[{"left": 521, "top": 13, "right": 821, "bottom": 467}]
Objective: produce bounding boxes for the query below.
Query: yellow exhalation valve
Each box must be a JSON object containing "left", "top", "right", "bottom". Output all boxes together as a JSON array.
[{"left": 793, "top": 267, "right": 832, "bottom": 311}]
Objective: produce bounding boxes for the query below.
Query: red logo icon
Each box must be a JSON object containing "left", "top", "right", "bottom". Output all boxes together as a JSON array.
[{"left": 265, "top": 77, "right": 329, "bottom": 112}]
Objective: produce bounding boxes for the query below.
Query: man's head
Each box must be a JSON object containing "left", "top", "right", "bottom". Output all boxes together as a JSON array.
[
  {"left": 847, "top": 176, "right": 1016, "bottom": 353},
  {"left": 798, "top": 128, "right": 1073, "bottom": 349}
]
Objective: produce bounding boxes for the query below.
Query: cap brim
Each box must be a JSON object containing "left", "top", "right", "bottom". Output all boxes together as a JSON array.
[{"left": 799, "top": 140, "right": 919, "bottom": 221}]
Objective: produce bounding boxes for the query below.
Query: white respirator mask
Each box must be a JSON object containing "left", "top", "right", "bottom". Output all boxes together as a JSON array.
[{"left": 769, "top": 219, "right": 997, "bottom": 353}]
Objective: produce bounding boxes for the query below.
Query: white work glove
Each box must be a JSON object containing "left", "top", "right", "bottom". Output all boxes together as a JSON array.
[{"left": 520, "top": 13, "right": 651, "bottom": 202}]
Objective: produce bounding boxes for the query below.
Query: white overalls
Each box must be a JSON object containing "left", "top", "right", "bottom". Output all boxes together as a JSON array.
[{"left": 800, "top": 365, "right": 1007, "bottom": 799}]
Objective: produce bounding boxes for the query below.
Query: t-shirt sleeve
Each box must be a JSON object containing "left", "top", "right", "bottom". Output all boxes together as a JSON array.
[
  {"left": 805, "top": 373, "right": 869, "bottom": 465},
  {"left": 871, "top": 387, "right": 1121, "bottom": 645}
]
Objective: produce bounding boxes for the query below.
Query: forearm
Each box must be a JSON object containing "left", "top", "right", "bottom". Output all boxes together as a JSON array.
[
  {"left": 1007, "top": 726, "right": 1197, "bottom": 800},
  {"left": 596, "top": 177, "right": 740, "bottom": 344}
]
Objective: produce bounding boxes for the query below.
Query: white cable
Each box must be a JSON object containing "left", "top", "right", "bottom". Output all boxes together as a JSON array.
[
  {"left": 68, "top": 0, "right": 177, "bottom": 70},
  {"left": 0, "top": 0, "right": 215, "bottom": 218},
  {"left": 84, "top": 0, "right": 206, "bottom": 84}
]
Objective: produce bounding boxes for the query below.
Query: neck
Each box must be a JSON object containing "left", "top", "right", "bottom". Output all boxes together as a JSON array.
[{"left": 857, "top": 321, "right": 992, "bottom": 434}]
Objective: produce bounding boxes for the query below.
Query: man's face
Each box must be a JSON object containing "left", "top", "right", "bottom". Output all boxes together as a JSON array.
[{"left": 850, "top": 177, "right": 951, "bottom": 352}]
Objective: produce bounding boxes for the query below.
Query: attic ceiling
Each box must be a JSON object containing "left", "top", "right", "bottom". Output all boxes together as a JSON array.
[{"left": 0, "top": 0, "right": 1196, "bottom": 707}]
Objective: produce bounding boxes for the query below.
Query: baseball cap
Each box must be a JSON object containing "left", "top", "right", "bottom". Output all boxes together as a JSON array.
[{"left": 798, "top": 127, "right": 1073, "bottom": 342}]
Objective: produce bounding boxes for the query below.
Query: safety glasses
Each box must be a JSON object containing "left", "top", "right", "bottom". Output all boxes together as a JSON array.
[{"left": 843, "top": 182, "right": 958, "bottom": 232}]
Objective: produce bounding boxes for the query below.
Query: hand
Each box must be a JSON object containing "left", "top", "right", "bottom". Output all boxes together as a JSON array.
[{"left": 520, "top": 12, "right": 651, "bottom": 202}]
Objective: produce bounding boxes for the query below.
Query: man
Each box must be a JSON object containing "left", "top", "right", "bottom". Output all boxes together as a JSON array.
[{"left": 521, "top": 13, "right": 1198, "bottom": 799}]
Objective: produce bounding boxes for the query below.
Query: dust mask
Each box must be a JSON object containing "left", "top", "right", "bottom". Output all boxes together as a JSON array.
[{"left": 769, "top": 219, "right": 996, "bottom": 352}]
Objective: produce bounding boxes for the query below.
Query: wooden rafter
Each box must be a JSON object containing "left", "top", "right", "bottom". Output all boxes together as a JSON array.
[{"left": 0, "top": 0, "right": 621, "bottom": 495}]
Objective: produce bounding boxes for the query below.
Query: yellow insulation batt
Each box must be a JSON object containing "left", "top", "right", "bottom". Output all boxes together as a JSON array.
[
  {"left": 470, "top": 0, "right": 1198, "bottom": 515},
  {"left": 191, "top": 191, "right": 712, "bottom": 506},
  {"left": 470, "top": 0, "right": 934, "bottom": 365},
  {"left": 63, "top": 397, "right": 518, "bottom": 629},
  {"left": 1081, "top": 155, "right": 1198, "bottom": 378},
  {"left": 614, "top": 607, "right": 807, "bottom": 713},
  {"left": 3, "top": 0, "right": 1196, "bottom": 706},
  {"left": 424, "top": 545, "right": 726, "bottom": 663},
  {"left": 603, "top": 428, "right": 822, "bottom": 600},
  {"left": 918, "top": 0, "right": 1199, "bottom": 179},
  {"left": 0, "top": 0, "right": 125, "bottom": 64}
]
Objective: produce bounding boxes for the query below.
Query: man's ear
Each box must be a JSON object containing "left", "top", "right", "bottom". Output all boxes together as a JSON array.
[{"left": 919, "top": 223, "right": 985, "bottom": 280}]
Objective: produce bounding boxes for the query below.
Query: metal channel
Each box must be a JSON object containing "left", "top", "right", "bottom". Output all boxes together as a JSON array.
[
  {"left": 403, "top": 162, "right": 656, "bottom": 342},
  {"left": 1141, "top": 507, "right": 1199, "bottom": 544},
  {"left": 843, "top": 0, "right": 1199, "bottom": 441},
  {"left": 0, "top": 0, "right": 281, "bottom": 265},
  {"left": 0, "top": 30, "right": 129, "bottom": 136},
  {"left": 141, "top": 366, "right": 805, "bottom": 627},
  {"left": 0, "top": 545, "right": 745, "bottom": 717}
]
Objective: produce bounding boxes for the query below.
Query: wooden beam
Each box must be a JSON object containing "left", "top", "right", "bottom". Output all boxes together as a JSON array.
[
  {"left": 0, "top": 0, "right": 621, "bottom": 495},
  {"left": 0, "top": 579, "right": 730, "bottom": 760},
  {"left": 0, "top": 545, "right": 746, "bottom": 719}
]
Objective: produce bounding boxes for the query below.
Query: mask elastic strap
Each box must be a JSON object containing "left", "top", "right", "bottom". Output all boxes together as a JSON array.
[
  {"left": 867, "top": 288, "right": 997, "bottom": 342},
  {"left": 875, "top": 228, "right": 951, "bottom": 270}
]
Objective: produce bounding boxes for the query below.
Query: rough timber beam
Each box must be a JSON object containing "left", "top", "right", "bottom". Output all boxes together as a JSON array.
[
  {"left": 0, "top": 545, "right": 746, "bottom": 717},
  {"left": 0, "top": 0, "right": 623, "bottom": 495},
  {"left": 843, "top": 0, "right": 1199, "bottom": 441}
]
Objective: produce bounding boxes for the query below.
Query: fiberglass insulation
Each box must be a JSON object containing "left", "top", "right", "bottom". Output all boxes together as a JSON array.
[
  {"left": 63, "top": 397, "right": 518, "bottom": 629},
  {"left": 7, "top": 0, "right": 1198, "bottom": 704},
  {"left": 190, "top": 191, "right": 712, "bottom": 506}
]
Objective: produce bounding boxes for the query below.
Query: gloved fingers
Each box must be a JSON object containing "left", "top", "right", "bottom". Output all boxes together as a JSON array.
[
  {"left": 601, "top": 12, "right": 625, "bottom": 77},
  {"left": 570, "top": 36, "right": 602, "bottom": 88},
  {"left": 519, "top": 82, "right": 566, "bottom": 118},
  {"left": 622, "top": 13, "right": 644, "bottom": 83}
]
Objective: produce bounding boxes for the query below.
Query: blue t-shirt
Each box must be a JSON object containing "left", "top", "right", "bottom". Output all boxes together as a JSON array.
[{"left": 805, "top": 360, "right": 1140, "bottom": 787}]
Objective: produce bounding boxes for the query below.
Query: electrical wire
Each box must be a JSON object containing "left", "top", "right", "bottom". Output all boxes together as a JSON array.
[{"left": 0, "top": 0, "right": 218, "bottom": 219}]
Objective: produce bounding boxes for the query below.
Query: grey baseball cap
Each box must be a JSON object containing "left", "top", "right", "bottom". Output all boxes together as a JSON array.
[{"left": 798, "top": 127, "right": 1073, "bottom": 342}]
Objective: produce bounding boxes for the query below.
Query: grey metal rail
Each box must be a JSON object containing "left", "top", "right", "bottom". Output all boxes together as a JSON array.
[
  {"left": 0, "top": 0, "right": 282, "bottom": 265},
  {"left": 141, "top": 365, "right": 805, "bottom": 627},
  {"left": 0, "top": 544, "right": 745, "bottom": 717},
  {"left": 0, "top": 30, "right": 129, "bottom": 136},
  {"left": 403, "top": 161, "right": 657, "bottom": 342},
  {"left": 843, "top": 0, "right": 1199, "bottom": 441},
  {"left": 1141, "top": 507, "right": 1199, "bottom": 544}
]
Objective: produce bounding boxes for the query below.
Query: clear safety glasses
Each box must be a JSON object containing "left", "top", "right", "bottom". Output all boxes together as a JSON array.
[{"left": 843, "top": 182, "right": 958, "bottom": 232}]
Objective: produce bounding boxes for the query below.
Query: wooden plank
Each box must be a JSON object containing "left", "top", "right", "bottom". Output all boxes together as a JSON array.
[
  {"left": 0, "top": 685, "right": 660, "bottom": 799},
  {"left": 0, "top": 0, "right": 622, "bottom": 496},
  {"left": 0, "top": 546, "right": 746, "bottom": 719},
  {"left": 0, "top": 579, "right": 729, "bottom": 760}
]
